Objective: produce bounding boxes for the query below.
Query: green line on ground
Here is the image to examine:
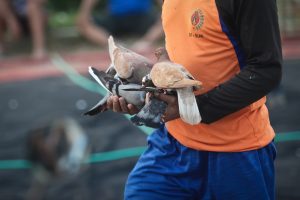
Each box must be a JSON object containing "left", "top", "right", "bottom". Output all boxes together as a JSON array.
[
  {"left": 0, "top": 146, "right": 146, "bottom": 170},
  {"left": 88, "top": 146, "right": 146, "bottom": 164},
  {"left": 0, "top": 160, "right": 32, "bottom": 170},
  {"left": 275, "top": 131, "right": 300, "bottom": 142},
  {"left": 51, "top": 54, "right": 106, "bottom": 95},
  {"left": 0, "top": 131, "right": 300, "bottom": 170}
]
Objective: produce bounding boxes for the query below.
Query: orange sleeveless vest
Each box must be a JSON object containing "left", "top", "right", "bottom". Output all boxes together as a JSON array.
[{"left": 162, "top": 0, "right": 275, "bottom": 152}]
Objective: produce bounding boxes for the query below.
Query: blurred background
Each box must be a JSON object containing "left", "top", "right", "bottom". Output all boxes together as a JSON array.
[{"left": 0, "top": 0, "right": 299, "bottom": 199}]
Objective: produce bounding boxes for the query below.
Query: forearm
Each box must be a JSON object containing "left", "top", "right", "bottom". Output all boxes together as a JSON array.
[
  {"left": 141, "top": 20, "right": 164, "bottom": 43},
  {"left": 78, "top": 0, "right": 98, "bottom": 16},
  {"left": 196, "top": 63, "right": 281, "bottom": 124}
]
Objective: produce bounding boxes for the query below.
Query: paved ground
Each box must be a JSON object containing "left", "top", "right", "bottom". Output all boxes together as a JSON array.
[{"left": 0, "top": 47, "right": 299, "bottom": 199}]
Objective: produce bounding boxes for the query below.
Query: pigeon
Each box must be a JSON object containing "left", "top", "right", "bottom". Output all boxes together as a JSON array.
[
  {"left": 130, "top": 97, "right": 167, "bottom": 128},
  {"left": 108, "top": 36, "right": 153, "bottom": 84},
  {"left": 124, "top": 85, "right": 176, "bottom": 128},
  {"left": 84, "top": 67, "right": 146, "bottom": 116},
  {"left": 149, "top": 61, "right": 202, "bottom": 125}
]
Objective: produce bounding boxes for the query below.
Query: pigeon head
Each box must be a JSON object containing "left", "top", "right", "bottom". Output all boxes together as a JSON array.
[
  {"left": 142, "top": 74, "right": 155, "bottom": 87},
  {"left": 155, "top": 47, "right": 170, "bottom": 62}
]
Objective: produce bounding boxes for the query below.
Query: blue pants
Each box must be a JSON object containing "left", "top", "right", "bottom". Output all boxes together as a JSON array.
[{"left": 125, "top": 126, "right": 277, "bottom": 200}]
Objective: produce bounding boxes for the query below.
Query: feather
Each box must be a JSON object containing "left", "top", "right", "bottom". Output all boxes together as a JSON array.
[
  {"left": 177, "top": 88, "right": 202, "bottom": 125},
  {"left": 108, "top": 36, "right": 117, "bottom": 65}
]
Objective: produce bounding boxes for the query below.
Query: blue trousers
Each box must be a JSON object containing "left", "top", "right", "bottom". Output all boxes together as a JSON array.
[{"left": 125, "top": 126, "right": 276, "bottom": 200}]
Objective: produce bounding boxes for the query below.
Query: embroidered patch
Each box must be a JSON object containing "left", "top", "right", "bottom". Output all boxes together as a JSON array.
[{"left": 191, "top": 9, "right": 205, "bottom": 31}]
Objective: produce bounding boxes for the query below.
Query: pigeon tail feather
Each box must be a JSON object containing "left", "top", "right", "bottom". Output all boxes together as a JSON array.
[
  {"left": 177, "top": 87, "right": 202, "bottom": 125},
  {"left": 108, "top": 36, "right": 117, "bottom": 65},
  {"left": 84, "top": 93, "right": 110, "bottom": 116}
]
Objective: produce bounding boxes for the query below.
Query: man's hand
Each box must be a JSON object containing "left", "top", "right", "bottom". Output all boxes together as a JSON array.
[
  {"left": 154, "top": 93, "right": 180, "bottom": 122},
  {"left": 107, "top": 95, "right": 139, "bottom": 115}
]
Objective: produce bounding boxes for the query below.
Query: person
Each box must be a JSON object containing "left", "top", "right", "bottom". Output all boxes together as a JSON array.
[
  {"left": 107, "top": 0, "right": 282, "bottom": 199},
  {"left": 0, "top": 0, "right": 47, "bottom": 59},
  {"left": 76, "top": 0, "right": 164, "bottom": 51}
]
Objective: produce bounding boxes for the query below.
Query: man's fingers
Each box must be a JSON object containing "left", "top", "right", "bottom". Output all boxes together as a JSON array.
[
  {"left": 112, "top": 96, "right": 121, "bottom": 112},
  {"left": 127, "top": 104, "right": 139, "bottom": 115},
  {"left": 119, "top": 97, "right": 129, "bottom": 113},
  {"left": 107, "top": 96, "right": 113, "bottom": 110},
  {"left": 154, "top": 93, "right": 176, "bottom": 104}
]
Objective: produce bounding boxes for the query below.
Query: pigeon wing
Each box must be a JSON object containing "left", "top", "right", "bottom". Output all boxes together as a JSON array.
[
  {"left": 88, "top": 66, "right": 114, "bottom": 93},
  {"left": 131, "top": 98, "right": 167, "bottom": 128},
  {"left": 84, "top": 93, "right": 110, "bottom": 116},
  {"left": 150, "top": 62, "right": 201, "bottom": 89}
]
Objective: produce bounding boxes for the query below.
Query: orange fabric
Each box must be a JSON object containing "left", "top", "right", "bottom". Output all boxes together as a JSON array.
[{"left": 162, "top": 0, "right": 275, "bottom": 152}]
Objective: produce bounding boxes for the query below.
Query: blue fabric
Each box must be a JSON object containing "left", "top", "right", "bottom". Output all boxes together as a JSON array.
[
  {"left": 125, "top": 126, "right": 276, "bottom": 200},
  {"left": 108, "top": 0, "right": 152, "bottom": 16},
  {"left": 12, "top": 0, "right": 27, "bottom": 16},
  {"left": 219, "top": 16, "right": 246, "bottom": 69}
]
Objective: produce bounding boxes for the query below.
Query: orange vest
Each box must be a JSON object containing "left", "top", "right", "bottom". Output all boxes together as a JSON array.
[{"left": 162, "top": 0, "right": 275, "bottom": 152}]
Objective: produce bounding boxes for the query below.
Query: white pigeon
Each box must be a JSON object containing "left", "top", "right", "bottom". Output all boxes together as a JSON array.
[{"left": 108, "top": 36, "right": 153, "bottom": 84}]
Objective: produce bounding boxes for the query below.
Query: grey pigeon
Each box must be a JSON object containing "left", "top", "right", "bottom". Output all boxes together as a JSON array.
[
  {"left": 84, "top": 67, "right": 146, "bottom": 116},
  {"left": 124, "top": 85, "right": 176, "bottom": 128},
  {"left": 130, "top": 97, "right": 167, "bottom": 128}
]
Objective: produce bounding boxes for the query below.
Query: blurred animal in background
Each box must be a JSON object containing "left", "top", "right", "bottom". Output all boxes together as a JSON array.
[{"left": 26, "top": 118, "right": 90, "bottom": 200}]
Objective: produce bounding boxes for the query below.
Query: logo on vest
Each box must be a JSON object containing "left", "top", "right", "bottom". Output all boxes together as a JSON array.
[{"left": 191, "top": 9, "right": 204, "bottom": 31}]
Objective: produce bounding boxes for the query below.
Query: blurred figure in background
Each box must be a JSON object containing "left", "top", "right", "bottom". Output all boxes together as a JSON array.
[
  {"left": 0, "top": 0, "right": 47, "bottom": 59},
  {"left": 76, "top": 0, "right": 164, "bottom": 51},
  {"left": 26, "top": 118, "right": 90, "bottom": 200}
]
